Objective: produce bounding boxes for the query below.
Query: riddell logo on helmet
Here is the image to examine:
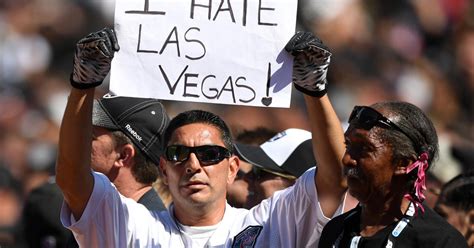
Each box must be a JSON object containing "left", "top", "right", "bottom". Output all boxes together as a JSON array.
[{"left": 125, "top": 124, "right": 143, "bottom": 142}]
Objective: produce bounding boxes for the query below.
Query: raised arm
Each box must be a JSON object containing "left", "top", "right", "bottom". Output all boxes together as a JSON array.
[
  {"left": 286, "top": 32, "right": 346, "bottom": 217},
  {"left": 304, "top": 95, "right": 346, "bottom": 216},
  {"left": 56, "top": 28, "right": 119, "bottom": 219}
]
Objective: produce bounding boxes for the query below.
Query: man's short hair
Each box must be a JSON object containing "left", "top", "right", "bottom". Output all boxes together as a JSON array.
[{"left": 163, "top": 110, "right": 234, "bottom": 153}]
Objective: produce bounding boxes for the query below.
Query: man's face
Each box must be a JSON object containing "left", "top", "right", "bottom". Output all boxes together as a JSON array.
[
  {"left": 161, "top": 123, "right": 239, "bottom": 208},
  {"left": 91, "top": 126, "right": 118, "bottom": 176}
]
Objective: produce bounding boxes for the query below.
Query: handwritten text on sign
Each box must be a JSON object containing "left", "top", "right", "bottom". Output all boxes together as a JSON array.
[{"left": 110, "top": 0, "right": 297, "bottom": 107}]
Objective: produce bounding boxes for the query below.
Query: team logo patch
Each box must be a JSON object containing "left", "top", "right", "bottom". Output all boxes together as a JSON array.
[{"left": 232, "top": 226, "right": 262, "bottom": 248}]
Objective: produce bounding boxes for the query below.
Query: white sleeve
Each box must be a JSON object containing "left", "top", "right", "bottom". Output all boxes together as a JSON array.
[
  {"left": 249, "top": 167, "right": 344, "bottom": 248},
  {"left": 60, "top": 172, "right": 146, "bottom": 248}
]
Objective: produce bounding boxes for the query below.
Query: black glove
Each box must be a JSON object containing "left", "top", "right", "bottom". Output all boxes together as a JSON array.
[
  {"left": 70, "top": 28, "right": 120, "bottom": 89},
  {"left": 285, "top": 31, "right": 331, "bottom": 97}
]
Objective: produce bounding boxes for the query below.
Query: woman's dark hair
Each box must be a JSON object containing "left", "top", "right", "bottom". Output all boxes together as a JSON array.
[
  {"left": 164, "top": 110, "right": 234, "bottom": 153},
  {"left": 371, "top": 101, "right": 439, "bottom": 168},
  {"left": 111, "top": 131, "right": 159, "bottom": 185},
  {"left": 435, "top": 171, "right": 474, "bottom": 212},
  {"left": 371, "top": 101, "right": 439, "bottom": 199}
]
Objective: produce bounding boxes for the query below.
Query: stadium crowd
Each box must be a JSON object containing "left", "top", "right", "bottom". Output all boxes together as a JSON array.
[{"left": 0, "top": 0, "right": 472, "bottom": 247}]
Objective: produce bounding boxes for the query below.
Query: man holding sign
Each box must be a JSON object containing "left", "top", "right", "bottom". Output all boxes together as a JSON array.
[{"left": 56, "top": 26, "right": 351, "bottom": 247}]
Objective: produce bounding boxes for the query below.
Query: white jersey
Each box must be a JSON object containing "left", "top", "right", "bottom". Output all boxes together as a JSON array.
[{"left": 61, "top": 167, "right": 344, "bottom": 247}]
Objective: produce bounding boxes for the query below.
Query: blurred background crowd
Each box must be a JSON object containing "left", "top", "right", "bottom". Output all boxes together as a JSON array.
[{"left": 0, "top": 0, "right": 472, "bottom": 246}]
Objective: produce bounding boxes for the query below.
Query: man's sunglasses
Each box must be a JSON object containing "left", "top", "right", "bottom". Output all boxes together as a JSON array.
[
  {"left": 165, "top": 145, "right": 231, "bottom": 166},
  {"left": 349, "top": 106, "right": 412, "bottom": 139}
]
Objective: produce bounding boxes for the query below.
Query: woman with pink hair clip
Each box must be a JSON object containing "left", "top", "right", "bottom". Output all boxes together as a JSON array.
[{"left": 319, "top": 102, "right": 468, "bottom": 247}]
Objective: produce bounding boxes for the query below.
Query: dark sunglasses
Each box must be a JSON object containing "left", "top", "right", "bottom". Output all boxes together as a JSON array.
[
  {"left": 165, "top": 145, "right": 231, "bottom": 166},
  {"left": 349, "top": 106, "right": 411, "bottom": 139}
]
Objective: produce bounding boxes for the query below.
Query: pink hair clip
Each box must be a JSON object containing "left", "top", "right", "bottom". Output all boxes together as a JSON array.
[{"left": 404, "top": 152, "right": 429, "bottom": 213}]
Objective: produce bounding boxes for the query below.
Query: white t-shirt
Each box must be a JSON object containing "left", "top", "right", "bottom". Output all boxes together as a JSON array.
[{"left": 61, "top": 167, "right": 344, "bottom": 247}]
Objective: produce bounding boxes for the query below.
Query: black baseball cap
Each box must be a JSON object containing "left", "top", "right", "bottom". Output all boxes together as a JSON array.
[
  {"left": 92, "top": 94, "right": 169, "bottom": 165},
  {"left": 234, "top": 128, "right": 316, "bottom": 177}
]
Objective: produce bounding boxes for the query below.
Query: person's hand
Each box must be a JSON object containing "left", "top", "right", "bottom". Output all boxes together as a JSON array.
[
  {"left": 285, "top": 31, "right": 331, "bottom": 97},
  {"left": 70, "top": 27, "right": 120, "bottom": 89}
]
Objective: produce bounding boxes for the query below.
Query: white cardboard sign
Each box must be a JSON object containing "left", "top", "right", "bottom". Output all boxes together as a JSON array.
[{"left": 110, "top": 0, "right": 297, "bottom": 108}]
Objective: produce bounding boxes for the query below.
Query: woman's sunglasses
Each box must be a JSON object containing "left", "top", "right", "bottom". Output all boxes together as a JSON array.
[
  {"left": 165, "top": 145, "right": 231, "bottom": 166},
  {"left": 349, "top": 106, "right": 412, "bottom": 139}
]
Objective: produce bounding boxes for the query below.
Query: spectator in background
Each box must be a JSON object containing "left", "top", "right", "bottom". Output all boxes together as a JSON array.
[
  {"left": 233, "top": 128, "right": 358, "bottom": 210},
  {"left": 21, "top": 143, "right": 76, "bottom": 248},
  {"left": 319, "top": 102, "right": 468, "bottom": 247},
  {"left": 21, "top": 94, "right": 170, "bottom": 248},
  {"left": 234, "top": 128, "right": 316, "bottom": 208},
  {"left": 88, "top": 94, "right": 170, "bottom": 211},
  {"left": 22, "top": 94, "right": 171, "bottom": 248},
  {"left": 435, "top": 171, "right": 474, "bottom": 247},
  {"left": 22, "top": 178, "right": 77, "bottom": 248},
  {"left": 227, "top": 127, "right": 277, "bottom": 208}
]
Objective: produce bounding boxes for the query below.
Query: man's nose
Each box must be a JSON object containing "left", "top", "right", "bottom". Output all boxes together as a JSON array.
[
  {"left": 342, "top": 152, "right": 357, "bottom": 167},
  {"left": 184, "top": 152, "right": 202, "bottom": 174}
]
